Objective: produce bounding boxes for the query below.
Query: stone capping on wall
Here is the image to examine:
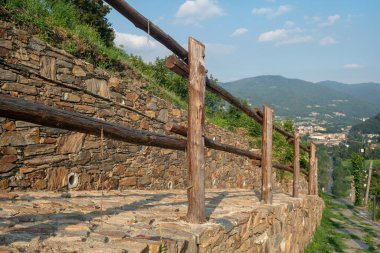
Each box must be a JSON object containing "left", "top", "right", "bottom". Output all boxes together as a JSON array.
[{"left": 0, "top": 21, "right": 308, "bottom": 193}]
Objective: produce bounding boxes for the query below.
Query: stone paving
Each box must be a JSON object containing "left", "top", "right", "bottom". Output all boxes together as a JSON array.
[
  {"left": 332, "top": 198, "right": 380, "bottom": 253},
  {"left": 0, "top": 190, "right": 323, "bottom": 252}
]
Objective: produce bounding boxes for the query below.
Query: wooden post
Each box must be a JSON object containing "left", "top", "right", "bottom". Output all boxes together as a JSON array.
[
  {"left": 308, "top": 143, "right": 316, "bottom": 195},
  {"left": 315, "top": 157, "right": 319, "bottom": 195},
  {"left": 364, "top": 160, "right": 373, "bottom": 206},
  {"left": 293, "top": 132, "right": 300, "bottom": 197},
  {"left": 186, "top": 37, "right": 206, "bottom": 223},
  {"left": 261, "top": 105, "right": 273, "bottom": 204}
]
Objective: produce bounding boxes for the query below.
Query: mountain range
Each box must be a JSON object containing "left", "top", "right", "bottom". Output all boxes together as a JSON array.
[{"left": 221, "top": 75, "right": 380, "bottom": 131}]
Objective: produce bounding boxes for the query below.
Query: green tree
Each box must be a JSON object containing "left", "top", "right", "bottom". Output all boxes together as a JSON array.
[
  {"left": 351, "top": 153, "right": 365, "bottom": 206},
  {"left": 65, "top": 0, "right": 115, "bottom": 47}
]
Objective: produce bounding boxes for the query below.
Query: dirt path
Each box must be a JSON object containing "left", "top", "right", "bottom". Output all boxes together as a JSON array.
[{"left": 331, "top": 198, "right": 380, "bottom": 252}]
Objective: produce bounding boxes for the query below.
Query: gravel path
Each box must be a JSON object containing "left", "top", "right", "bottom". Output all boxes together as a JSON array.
[{"left": 332, "top": 198, "right": 380, "bottom": 252}]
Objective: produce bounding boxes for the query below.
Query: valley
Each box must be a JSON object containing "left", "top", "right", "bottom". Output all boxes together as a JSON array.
[{"left": 221, "top": 75, "right": 380, "bottom": 137}]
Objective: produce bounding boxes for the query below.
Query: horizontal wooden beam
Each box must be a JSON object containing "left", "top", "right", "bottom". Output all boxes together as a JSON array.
[
  {"left": 165, "top": 123, "right": 261, "bottom": 160},
  {"left": 275, "top": 163, "right": 308, "bottom": 176},
  {"left": 0, "top": 95, "right": 187, "bottom": 151},
  {"left": 166, "top": 123, "right": 308, "bottom": 176}
]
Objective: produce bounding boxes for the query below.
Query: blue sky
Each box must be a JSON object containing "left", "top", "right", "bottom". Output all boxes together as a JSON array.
[{"left": 107, "top": 0, "right": 380, "bottom": 84}]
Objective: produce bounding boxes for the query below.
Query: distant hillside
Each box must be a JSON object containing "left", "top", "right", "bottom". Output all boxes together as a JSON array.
[
  {"left": 221, "top": 75, "right": 380, "bottom": 130},
  {"left": 318, "top": 81, "right": 380, "bottom": 107},
  {"left": 351, "top": 113, "right": 380, "bottom": 134}
]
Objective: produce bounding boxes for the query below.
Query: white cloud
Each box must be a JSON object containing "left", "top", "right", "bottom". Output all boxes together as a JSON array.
[
  {"left": 319, "top": 14, "right": 340, "bottom": 27},
  {"left": 114, "top": 32, "right": 170, "bottom": 62},
  {"left": 328, "top": 14, "right": 340, "bottom": 24},
  {"left": 230, "top": 28, "right": 248, "bottom": 37},
  {"left": 115, "top": 32, "right": 157, "bottom": 50},
  {"left": 276, "top": 5, "right": 292, "bottom": 16},
  {"left": 344, "top": 63, "right": 363, "bottom": 69},
  {"left": 252, "top": 5, "right": 292, "bottom": 18},
  {"left": 320, "top": 36, "right": 337, "bottom": 46},
  {"left": 258, "top": 28, "right": 313, "bottom": 46},
  {"left": 176, "top": 0, "right": 224, "bottom": 25},
  {"left": 258, "top": 29, "right": 287, "bottom": 42}
]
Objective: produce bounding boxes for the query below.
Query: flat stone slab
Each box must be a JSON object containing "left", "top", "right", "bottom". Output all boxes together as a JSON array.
[{"left": 0, "top": 190, "right": 319, "bottom": 252}]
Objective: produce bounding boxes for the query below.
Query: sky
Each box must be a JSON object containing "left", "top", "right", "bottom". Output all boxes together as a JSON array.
[{"left": 107, "top": 0, "right": 380, "bottom": 84}]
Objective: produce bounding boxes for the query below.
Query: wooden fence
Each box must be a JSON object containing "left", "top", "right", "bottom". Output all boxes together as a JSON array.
[{"left": 0, "top": 0, "right": 318, "bottom": 224}]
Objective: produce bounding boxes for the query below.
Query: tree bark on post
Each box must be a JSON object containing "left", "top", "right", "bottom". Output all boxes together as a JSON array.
[
  {"left": 293, "top": 131, "right": 300, "bottom": 197},
  {"left": 308, "top": 143, "right": 316, "bottom": 195},
  {"left": 186, "top": 37, "right": 206, "bottom": 223},
  {"left": 364, "top": 160, "right": 373, "bottom": 206},
  {"left": 262, "top": 105, "right": 273, "bottom": 204},
  {"left": 315, "top": 157, "right": 319, "bottom": 195}
]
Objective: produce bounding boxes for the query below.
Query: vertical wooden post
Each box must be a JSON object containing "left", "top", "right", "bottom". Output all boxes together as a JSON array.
[
  {"left": 308, "top": 143, "right": 316, "bottom": 195},
  {"left": 293, "top": 131, "right": 300, "bottom": 197},
  {"left": 364, "top": 160, "right": 373, "bottom": 206},
  {"left": 261, "top": 105, "right": 273, "bottom": 204},
  {"left": 186, "top": 37, "right": 206, "bottom": 223},
  {"left": 315, "top": 157, "right": 319, "bottom": 195}
]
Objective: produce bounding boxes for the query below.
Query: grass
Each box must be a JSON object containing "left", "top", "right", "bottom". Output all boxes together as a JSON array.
[
  {"left": 305, "top": 193, "right": 347, "bottom": 253},
  {"left": 306, "top": 192, "right": 380, "bottom": 253}
]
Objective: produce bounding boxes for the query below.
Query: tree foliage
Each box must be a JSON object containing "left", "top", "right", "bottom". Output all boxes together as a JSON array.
[
  {"left": 63, "top": 0, "right": 115, "bottom": 47},
  {"left": 351, "top": 153, "right": 365, "bottom": 206}
]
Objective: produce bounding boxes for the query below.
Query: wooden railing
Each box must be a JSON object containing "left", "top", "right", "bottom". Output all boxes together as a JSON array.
[
  {"left": 103, "top": 0, "right": 318, "bottom": 221},
  {"left": 0, "top": 0, "right": 318, "bottom": 224}
]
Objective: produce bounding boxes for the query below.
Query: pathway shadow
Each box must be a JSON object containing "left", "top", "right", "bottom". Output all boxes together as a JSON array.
[{"left": 0, "top": 192, "right": 173, "bottom": 246}]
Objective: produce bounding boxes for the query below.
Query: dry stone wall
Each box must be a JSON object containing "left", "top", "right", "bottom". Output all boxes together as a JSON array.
[{"left": 0, "top": 21, "right": 308, "bottom": 193}]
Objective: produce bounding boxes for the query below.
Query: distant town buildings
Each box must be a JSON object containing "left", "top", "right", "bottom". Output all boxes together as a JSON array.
[{"left": 308, "top": 133, "right": 347, "bottom": 146}]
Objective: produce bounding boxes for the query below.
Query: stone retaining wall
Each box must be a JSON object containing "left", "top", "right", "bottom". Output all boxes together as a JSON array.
[
  {"left": 0, "top": 21, "right": 308, "bottom": 194},
  {"left": 0, "top": 190, "right": 324, "bottom": 253},
  {"left": 195, "top": 195, "right": 324, "bottom": 253}
]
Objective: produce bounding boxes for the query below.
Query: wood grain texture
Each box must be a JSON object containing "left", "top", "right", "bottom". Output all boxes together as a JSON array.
[
  {"left": 293, "top": 131, "right": 300, "bottom": 197},
  {"left": 261, "top": 105, "right": 273, "bottom": 204},
  {"left": 186, "top": 37, "right": 206, "bottom": 223},
  {"left": 308, "top": 143, "right": 316, "bottom": 195}
]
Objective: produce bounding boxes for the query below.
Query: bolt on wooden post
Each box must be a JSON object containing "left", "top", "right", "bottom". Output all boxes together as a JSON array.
[
  {"left": 308, "top": 143, "right": 316, "bottom": 195},
  {"left": 261, "top": 105, "right": 273, "bottom": 204},
  {"left": 186, "top": 37, "right": 206, "bottom": 223},
  {"left": 293, "top": 131, "right": 300, "bottom": 198}
]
